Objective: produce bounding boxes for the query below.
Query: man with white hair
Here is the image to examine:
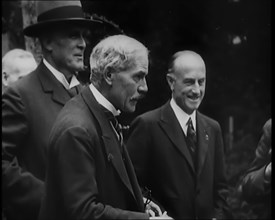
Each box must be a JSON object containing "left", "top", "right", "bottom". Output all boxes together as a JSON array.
[
  {"left": 39, "top": 34, "right": 171, "bottom": 220},
  {"left": 2, "top": 49, "right": 37, "bottom": 92}
]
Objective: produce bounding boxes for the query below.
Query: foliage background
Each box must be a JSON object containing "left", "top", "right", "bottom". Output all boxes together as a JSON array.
[
  {"left": 83, "top": 1, "right": 272, "bottom": 218},
  {"left": 2, "top": 0, "right": 271, "bottom": 219}
]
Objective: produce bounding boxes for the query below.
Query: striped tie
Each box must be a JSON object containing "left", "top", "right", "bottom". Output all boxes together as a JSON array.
[
  {"left": 109, "top": 115, "right": 124, "bottom": 147},
  {"left": 67, "top": 85, "right": 81, "bottom": 97},
  {"left": 186, "top": 117, "right": 197, "bottom": 162},
  {"left": 102, "top": 108, "right": 124, "bottom": 149}
]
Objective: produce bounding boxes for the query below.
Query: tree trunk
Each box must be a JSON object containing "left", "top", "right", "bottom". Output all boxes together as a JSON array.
[{"left": 21, "top": 0, "right": 42, "bottom": 63}]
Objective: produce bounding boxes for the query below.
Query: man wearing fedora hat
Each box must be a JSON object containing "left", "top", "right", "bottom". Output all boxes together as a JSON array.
[{"left": 2, "top": 1, "right": 101, "bottom": 220}]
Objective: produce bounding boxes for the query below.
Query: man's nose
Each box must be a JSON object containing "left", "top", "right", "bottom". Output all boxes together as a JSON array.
[
  {"left": 192, "top": 81, "right": 201, "bottom": 94},
  {"left": 78, "top": 35, "right": 86, "bottom": 49},
  {"left": 138, "top": 78, "right": 148, "bottom": 94}
]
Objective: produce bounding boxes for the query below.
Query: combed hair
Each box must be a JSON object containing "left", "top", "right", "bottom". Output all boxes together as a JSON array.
[
  {"left": 89, "top": 34, "right": 148, "bottom": 87},
  {"left": 167, "top": 50, "right": 201, "bottom": 74}
]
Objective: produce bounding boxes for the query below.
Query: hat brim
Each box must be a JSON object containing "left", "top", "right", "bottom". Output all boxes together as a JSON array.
[{"left": 23, "top": 18, "right": 102, "bottom": 37}]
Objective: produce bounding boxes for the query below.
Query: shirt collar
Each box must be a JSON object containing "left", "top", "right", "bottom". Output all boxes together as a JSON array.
[
  {"left": 170, "top": 98, "right": 196, "bottom": 135},
  {"left": 89, "top": 83, "right": 121, "bottom": 117},
  {"left": 43, "top": 59, "right": 80, "bottom": 90}
]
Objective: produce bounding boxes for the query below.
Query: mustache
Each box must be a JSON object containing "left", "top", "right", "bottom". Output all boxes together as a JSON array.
[{"left": 131, "top": 94, "right": 146, "bottom": 101}]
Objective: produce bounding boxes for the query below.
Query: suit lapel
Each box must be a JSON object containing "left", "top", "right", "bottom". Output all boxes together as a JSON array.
[
  {"left": 37, "top": 62, "right": 71, "bottom": 105},
  {"left": 81, "top": 87, "right": 136, "bottom": 201},
  {"left": 159, "top": 102, "right": 195, "bottom": 173},
  {"left": 196, "top": 112, "right": 210, "bottom": 176},
  {"left": 101, "top": 137, "right": 135, "bottom": 199},
  {"left": 122, "top": 144, "right": 145, "bottom": 211}
]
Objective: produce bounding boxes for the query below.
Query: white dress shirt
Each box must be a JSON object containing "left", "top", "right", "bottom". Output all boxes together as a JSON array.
[
  {"left": 89, "top": 83, "right": 120, "bottom": 117},
  {"left": 43, "top": 59, "right": 80, "bottom": 89},
  {"left": 89, "top": 83, "right": 121, "bottom": 139},
  {"left": 170, "top": 98, "right": 196, "bottom": 136}
]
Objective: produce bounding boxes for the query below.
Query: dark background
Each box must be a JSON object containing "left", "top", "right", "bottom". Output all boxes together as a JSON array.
[
  {"left": 81, "top": 0, "right": 271, "bottom": 137},
  {"left": 81, "top": 1, "right": 271, "bottom": 218},
  {"left": 2, "top": 0, "right": 272, "bottom": 218}
]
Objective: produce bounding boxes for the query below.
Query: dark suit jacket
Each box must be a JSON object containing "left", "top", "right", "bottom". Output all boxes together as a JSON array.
[
  {"left": 127, "top": 101, "right": 230, "bottom": 219},
  {"left": 38, "top": 87, "right": 148, "bottom": 220},
  {"left": 2, "top": 62, "right": 75, "bottom": 220}
]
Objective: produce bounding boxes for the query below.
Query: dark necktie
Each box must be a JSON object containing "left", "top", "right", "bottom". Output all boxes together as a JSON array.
[
  {"left": 186, "top": 117, "right": 197, "bottom": 161},
  {"left": 67, "top": 85, "right": 80, "bottom": 97},
  {"left": 110, "top": 116, "right": 124, "bottom": 147},
  {"left": 103, "top": 109, "right": 124, "bottom": 148}
]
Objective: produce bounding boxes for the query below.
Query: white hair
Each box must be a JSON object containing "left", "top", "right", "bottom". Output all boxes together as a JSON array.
[
  {"left": 89, "top": 34, "right": 148, "bottom": 87},
  {"left": 2, "top": 49, "right": 37, "bottom": 86}
]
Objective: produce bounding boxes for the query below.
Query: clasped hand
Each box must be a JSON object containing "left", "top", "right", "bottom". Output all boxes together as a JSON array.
[{"left": 143, "top": 197, "right": 173, "bottom": 219}]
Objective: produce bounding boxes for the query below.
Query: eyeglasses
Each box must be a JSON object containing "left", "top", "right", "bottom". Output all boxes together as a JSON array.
[{"left": 143, "top": 186, "right": 152, "bottom": 208}]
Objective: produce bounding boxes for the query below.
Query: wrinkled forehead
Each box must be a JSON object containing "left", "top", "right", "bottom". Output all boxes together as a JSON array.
[
  {"left": 133, "top": 50, "right": 149, "bottom": 69},
  {"left": 125, "top": 39, "right": 149, "bottom": 69}
]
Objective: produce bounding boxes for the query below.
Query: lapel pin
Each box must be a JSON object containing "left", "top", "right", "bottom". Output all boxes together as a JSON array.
[{"left": 108, "top": 153, "right": 114, "bottom": 162}]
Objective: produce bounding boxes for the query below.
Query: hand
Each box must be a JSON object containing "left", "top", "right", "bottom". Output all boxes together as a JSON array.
[
  {"left": 143, "top": 197, "right": 162, "bottom": 217},
  {"left": 149, "top": 211, "right": 173, "bottom": 219}
]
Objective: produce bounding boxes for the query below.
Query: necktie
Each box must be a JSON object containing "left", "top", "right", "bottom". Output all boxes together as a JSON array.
[
  {"left": 110, "top": 116, "right": 124, "bottom": 147},
  {"left": 186, "top": 117, "right": 197, "bottom": 160},
  {"left": 103, "top": 109, "right": 124, "bottom": 148},
  {"left": 67, "top": 85, "right": 80, "bottom": 97}
]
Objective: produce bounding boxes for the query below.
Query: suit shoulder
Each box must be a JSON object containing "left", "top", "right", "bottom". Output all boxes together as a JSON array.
[
  {"left": 135, "top": 105, "right": 162, "bottom": 122},
  {"left": 5, "top": 70, "right": 39, "bottom": 95},
  {"left": 198, "top": 112, "right": 221, "bottom": 128},
  {"left": 56, "top": 98, "right": 90, "bottom": 126},
  {"left": 2, "top": 71, "right": 39, "bottom": 106},
  {"left": 50, "top": 99, "right": 98, "bottom": 147}
]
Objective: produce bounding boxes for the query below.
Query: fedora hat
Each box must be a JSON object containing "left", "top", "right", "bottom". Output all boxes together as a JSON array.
[{"left": 23, "top": 1, "right": 101, "bottom": 37}]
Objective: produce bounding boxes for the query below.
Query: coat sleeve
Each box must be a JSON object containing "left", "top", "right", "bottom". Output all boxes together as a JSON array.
[
  {"left": 213, "top": 122, "right": 231, "bottom": 219},
  {"left": 240, "top": 119, "right": 271, "bottom": 203},
  {"left": 51, "top": 126, "right": 149, "bottom": 219},
  {"left": 2, "top": 86, "right": 44, "bottom": 218}
]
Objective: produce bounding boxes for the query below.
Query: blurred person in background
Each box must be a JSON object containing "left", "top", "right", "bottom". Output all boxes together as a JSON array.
[
  {"left": 238, "top": 118, "right": 271, "bottom": 219},
  {"left": 2, "top": 48, "right": 37, "bottom": 93},
  {"left": 2, "top": 1, "right": 101, "bottom": 220},
  {"left": 2, "top": 48, "right": 37, "bottom": 220}
]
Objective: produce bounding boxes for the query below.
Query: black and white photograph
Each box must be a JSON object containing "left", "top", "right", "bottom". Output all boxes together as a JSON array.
[{"left": 2, "top": 0, "right": 271, "bottom": 219}]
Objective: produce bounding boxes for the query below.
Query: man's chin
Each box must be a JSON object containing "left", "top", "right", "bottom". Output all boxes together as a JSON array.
[
  {"left": 125, "top": 105, "right": 136, "bottom": 113},
  {"left": 185, "top": 105, "right": 199, "bottom": 114},
  {"left": 188, "top": 101, "right": 201, "bottom": 110},
  {"left": 72, "top": 64, "right": 85, "bottom": 72}
]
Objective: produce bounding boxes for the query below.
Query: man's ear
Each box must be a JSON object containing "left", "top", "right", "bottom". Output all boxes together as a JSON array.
[
  {"left": 41, "top": 35, "right": 53, "bottom": 52},
  {"left": 103, "top": 68, "right": 113, "bottom": 85},
  {"left": 166, "top": 73, "right": 175, "bottom": 91},
  {"left": 2, "top": 72, "right": 9, "bottom": 86}
]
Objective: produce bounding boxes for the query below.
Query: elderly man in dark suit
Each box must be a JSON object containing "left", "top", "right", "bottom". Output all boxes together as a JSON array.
[
  {"left": 38, "top": 35, "right": 171, "bottom": 220},
  {"left": 127, "top": 50, "right": 230, "bottom": 219},
  {"left": 2, "top": 1, "right": 101, "bottom": 220}
]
